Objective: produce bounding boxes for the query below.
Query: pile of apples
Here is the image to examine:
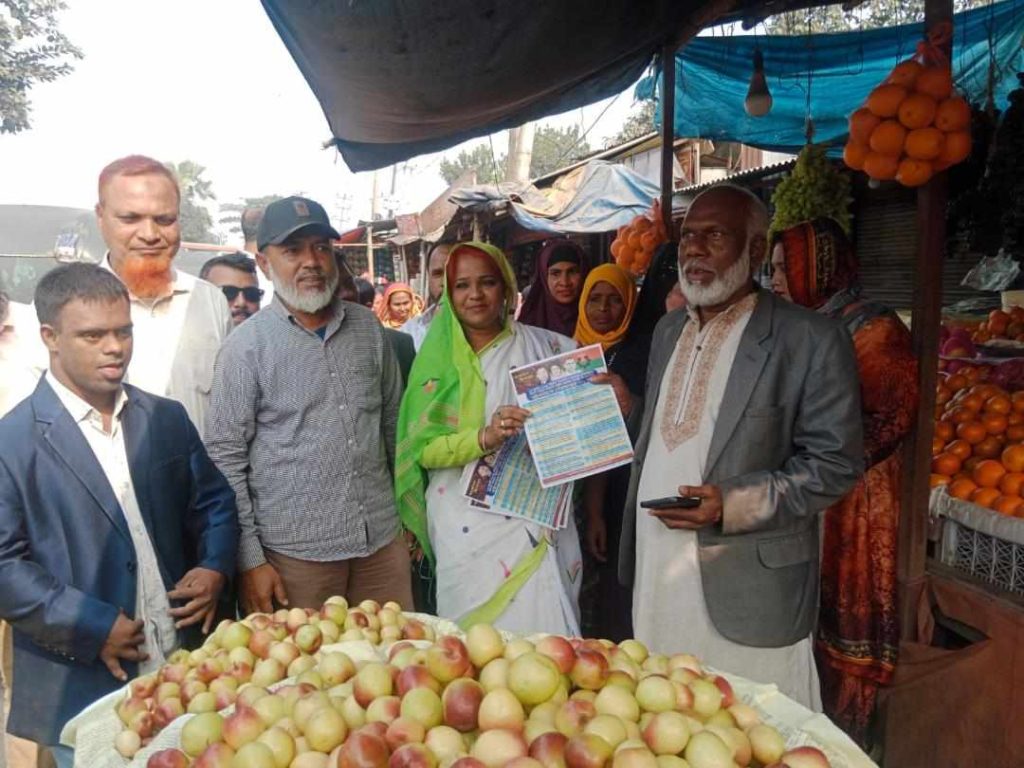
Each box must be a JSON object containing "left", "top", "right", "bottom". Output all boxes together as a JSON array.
[
  {"left": 128, "top": 604, "right": 833, "bottom": 768},
  {"left": 114, "top": 598, "right": 434, "bottom": 758}
]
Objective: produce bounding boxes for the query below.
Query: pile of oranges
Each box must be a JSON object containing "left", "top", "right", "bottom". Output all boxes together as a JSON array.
[
  {"left": 931, "top": 374, "right": 1024, "bottom": 516},
  {"left": 970, "top": 307, "right": 1024, "bottom": 345},
  {"left": 844, "top": 57, "right": 971, "bottom": 187},
  {"left": 609, "top": 200, "right": 668, "bottom": 277}
]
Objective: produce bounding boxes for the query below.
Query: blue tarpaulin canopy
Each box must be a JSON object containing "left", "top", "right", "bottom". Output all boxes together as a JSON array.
[
  {"left": 449, "top": 161, "right": 660, "bottom": 234},
  {"left": 637, "top": 0, "right": 1024, "bottom": 152}
]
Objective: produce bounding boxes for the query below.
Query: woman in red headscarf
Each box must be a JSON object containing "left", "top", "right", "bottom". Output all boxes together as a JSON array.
[
  {"left": 771, "top": 217, "right": 918, "bottom": 748},
  {"left": 377, "top": 282, "right": 424, "bottom": 329}
]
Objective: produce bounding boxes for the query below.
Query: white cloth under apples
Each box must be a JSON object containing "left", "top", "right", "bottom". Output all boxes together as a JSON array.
[{"left": 632, "top": 302, "right": 822, "bottom": 711}]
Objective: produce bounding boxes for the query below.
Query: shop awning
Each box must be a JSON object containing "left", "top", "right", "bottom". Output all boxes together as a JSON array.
[
  {"left": 259, "top": 0, "right": 768, "bottom": 172},
  {"left": 449, "top": 160, "right": 660, "bottom": 234},
  {"left": 636, "top": 0, "right": 1024, "bottom": 152}
]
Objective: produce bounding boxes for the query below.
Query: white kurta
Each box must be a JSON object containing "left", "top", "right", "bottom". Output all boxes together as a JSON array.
[
  {"left": 102, "top": 258, "right": 232, "bottom": 435},
  {"left": 47, "top": 375, "right": 178, "bottom": 674},
  {"left": 427, "top": 323, "right": 583, "bottom": 637},
  {"left": 633, "top": 298, "right": 821, "bottom": 711}
]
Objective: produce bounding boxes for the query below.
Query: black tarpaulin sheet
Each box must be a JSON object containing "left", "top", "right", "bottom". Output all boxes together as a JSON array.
[{"left": 260, "top": 0, "right": 731, "bottom": 172}]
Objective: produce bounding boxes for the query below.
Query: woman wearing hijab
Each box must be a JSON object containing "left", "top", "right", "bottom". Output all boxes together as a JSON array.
[
  {"left": 377, "top": 282, "right": 424, "bottom": 329},
  {"left": 571, "top": 263, "right": 640, "bottom": 640},
  {"left": 395, "top": 242, "right": 582, "bottom": 635},
  {"left": 574, "top": 263, "right": 638, "bottom": 360},
  {"left": 604, "top": 242, "right": 681, "bottom": 400},
  {"left": 518, "top": 239, "right": 591, "bottom": 336},
  {"left": 771, "top": 217, "right": 917, "bottom": 747}
]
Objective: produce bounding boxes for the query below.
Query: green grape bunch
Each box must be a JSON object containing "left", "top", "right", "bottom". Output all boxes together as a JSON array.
[{"left": 768, "top": 144, "right": 852, "bottom": 242}]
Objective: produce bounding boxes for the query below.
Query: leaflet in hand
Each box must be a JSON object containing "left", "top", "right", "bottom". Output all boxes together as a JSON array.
[
  {"left": 509, "top": 343, "right": 634, "bottom": 488},
  {"left": 462, "top": 432, "right": 571, "bottom": 530}
]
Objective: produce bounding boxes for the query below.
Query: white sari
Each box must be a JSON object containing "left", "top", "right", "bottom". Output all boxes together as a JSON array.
[{"left": 426, "top": 322, "right": 583, "bottom": 636}]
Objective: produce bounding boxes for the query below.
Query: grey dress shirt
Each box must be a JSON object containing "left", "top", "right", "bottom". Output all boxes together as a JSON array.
[{"left": 205, "top": 297, "right": 403, "bottom": 571}]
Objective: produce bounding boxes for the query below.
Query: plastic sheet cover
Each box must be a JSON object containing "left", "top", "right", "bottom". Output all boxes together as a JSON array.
[
  {"left": 636, "top": 0, "right": 1024, "bottom": 152},
  {"left": 448, "top": 161, "right": 661, "bottom": 234},
  {"left": 259, "top": 0, "right": 729, "bottom": 171}
]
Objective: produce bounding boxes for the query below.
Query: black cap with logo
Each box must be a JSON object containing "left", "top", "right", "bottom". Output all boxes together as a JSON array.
[{"left": 256, "top": 196, "right": 341, "bottom": 251}]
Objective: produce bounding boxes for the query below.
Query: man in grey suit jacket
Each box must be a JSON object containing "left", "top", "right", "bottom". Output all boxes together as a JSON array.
[{"left": 620, "top": 184, "right": 863, "bottom": 708}]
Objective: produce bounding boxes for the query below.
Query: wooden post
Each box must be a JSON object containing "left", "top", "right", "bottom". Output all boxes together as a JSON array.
[
  {"left": 898, "top": 0, "right": 953, "bottom": 637},
  {"left": 660, "top": 43, "right": 676, "bottom": 234}
]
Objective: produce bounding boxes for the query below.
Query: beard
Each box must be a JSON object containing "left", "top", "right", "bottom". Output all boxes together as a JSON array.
[
  {"left": 268, "top": 264, "right": 339, "bottom": 314},
  {"left": 678, "top": 247, "right": 752, "bottom": 308},
  {"left": 119, "top": 253, "right": 175, "bottom": 299}
]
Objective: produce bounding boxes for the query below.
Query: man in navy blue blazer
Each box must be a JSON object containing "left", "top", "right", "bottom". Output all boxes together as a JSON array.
[{"left": 0, "top": 264, "right": 238, "bottom": 755}]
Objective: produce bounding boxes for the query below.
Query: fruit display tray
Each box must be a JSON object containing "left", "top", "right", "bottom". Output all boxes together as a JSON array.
[{"left": 930, "top": 487, "right": 1024, "bottom": 594}]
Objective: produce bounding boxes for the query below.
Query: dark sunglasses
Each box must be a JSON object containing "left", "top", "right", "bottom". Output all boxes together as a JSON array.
[{"left": 221, "top": 286, "right": 264, "bottom": 302}]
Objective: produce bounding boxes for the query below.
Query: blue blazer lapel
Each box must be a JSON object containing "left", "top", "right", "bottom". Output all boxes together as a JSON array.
[
  {"left": 33, "top": 380, "right": 132, "bottom": 545},
  {"left": 704, "top": 292, "right": 773, "bottom": 477}
]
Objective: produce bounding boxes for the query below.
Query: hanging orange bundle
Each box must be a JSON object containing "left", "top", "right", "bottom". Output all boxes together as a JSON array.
[
  {"left": 844, "top": 22, "right": 972, "bottom": 187},
  {"left": 609, "top": 199, "right": 668, "bottom": 277}
]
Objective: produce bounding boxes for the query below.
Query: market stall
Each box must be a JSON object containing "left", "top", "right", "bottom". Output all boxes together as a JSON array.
[{"left": 442, "top": 160, "right": 668, "bottom": 286}]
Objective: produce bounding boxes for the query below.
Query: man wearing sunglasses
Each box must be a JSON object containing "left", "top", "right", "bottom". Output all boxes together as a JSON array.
[{"left": 200, "top": 252, "right": 264, "bottom": 326}]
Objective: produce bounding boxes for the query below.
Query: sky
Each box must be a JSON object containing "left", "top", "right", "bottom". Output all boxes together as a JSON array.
[{"left": 0, "top": 0, "right": 645, "bottom": 241}]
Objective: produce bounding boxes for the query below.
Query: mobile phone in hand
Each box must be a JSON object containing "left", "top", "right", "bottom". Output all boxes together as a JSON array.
[{"left": 640, "top": 496, "right": 702, "bottom": 510}]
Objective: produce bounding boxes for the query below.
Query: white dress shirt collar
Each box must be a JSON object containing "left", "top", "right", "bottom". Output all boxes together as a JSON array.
[{"left": 46, "top": 372, "right": 128, "bottom": 431}]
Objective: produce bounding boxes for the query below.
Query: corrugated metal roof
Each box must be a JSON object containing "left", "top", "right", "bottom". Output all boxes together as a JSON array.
[{"left": 676, "top": 158, "right": 797, "bottom": 196}]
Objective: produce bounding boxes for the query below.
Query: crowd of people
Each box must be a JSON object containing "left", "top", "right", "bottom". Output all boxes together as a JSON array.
[{"left": 0, "top": 155, "right": 916, "bottom": 765}]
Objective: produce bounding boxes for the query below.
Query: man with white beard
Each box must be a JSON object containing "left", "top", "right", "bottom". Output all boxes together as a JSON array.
[
  {"left": 619, "top": 185, "right": 863, "bottom": 709},
  {"left": 205, "top": 197, "right": 413, "bottom": 613}
]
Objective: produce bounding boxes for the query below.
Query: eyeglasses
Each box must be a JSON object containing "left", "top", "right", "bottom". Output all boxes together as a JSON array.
[
  {"left": 679, "top": 229, "right": 734, "bottom": 246},
  {"left": 221, "top": 286, "right": 264, "bottom": 302}
]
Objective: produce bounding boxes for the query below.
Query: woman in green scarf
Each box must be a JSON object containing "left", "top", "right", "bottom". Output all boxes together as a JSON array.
[{"left": 395, "top": 242, "right": 582, "bottom": 635}]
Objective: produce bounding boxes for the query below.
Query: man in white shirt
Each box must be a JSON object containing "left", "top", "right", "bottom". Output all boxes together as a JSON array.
[
  {"left": 0, "top": 264, "right": 238, "bottom": 763},
  {"left": 96, "top": 155, "right": 233, "bottom": 434},
  {"left": 401, "top": 242, "right": 451, "bottom": 350}
]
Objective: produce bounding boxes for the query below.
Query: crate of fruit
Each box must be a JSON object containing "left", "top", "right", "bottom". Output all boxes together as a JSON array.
[{"left": 930, "top": 487, "right": 1024, "bottom": 594}]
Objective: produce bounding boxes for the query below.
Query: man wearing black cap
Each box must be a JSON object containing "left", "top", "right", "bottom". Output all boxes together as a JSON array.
[{"left": 205, "top": 196, "right": 414, "bottom": 613}]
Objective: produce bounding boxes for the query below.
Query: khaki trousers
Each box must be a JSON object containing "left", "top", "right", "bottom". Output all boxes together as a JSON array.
[{"left": 265, "top": 536, "right": 414, "bottom": 611}]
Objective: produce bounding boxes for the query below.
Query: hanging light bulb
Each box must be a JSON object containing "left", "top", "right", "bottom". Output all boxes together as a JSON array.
[{"left": 744, "top": 48, "right": 773, "bottom": 117}]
